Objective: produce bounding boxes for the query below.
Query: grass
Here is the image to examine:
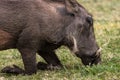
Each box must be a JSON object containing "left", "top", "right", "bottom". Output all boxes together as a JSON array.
[{"left": 0, "top": 0, "right": 120, "bottom": 80}]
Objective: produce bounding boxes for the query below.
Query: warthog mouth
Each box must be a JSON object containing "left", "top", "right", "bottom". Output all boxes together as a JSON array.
[
  {"left": 90, "top": 48, "right": 102, "bottom": 65},
  {"left": 76, "top": 48, "right": 102, "bottom": 66}
]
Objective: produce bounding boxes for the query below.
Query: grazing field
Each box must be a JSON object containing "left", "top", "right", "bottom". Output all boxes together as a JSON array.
[{"left": 0, "top": 0, "right": 120, "bottom": 80}]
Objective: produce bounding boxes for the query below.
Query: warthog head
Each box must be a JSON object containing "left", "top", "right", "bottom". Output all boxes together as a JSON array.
[{"left": 65, "top": 0, "right": 101, "bottom": 65}]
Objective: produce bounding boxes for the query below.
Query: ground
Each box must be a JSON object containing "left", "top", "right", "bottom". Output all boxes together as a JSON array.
[{"left": 0, "top": 0, "right": 120, "bottom": 80}]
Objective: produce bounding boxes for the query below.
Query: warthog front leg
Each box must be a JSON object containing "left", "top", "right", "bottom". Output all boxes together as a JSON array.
[
  {"left": 1, "top": 65, "right": 24, "bottom": 75},
  {"left": 37, "top": 50, "right": 62, "bottom": 70},
  {"left": 1, "top": 49, "right": 37, "bottom": 75},
  {"left": 19, "top": 48, "right": 37, "bottom": 75},
  {"left": 1, "top": 28, "right": 38, "bottom": 75}
]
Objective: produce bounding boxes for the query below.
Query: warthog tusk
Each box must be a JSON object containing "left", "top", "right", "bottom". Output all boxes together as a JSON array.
[
  {"left": 96, "top": 47, "right": 102, "bottom": 56},
  {"left": 72, "top": 36, "right": 79, "bottom": 53}
]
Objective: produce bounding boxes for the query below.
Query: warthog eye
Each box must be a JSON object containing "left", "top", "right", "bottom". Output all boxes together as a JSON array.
[{"left": 86, "top": 16, "right": 93, "bottom": 26}]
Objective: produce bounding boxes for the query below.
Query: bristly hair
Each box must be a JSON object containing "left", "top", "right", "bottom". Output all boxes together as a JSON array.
[{"left": 45, "top": 0, "right": 64, "bottom": 3}]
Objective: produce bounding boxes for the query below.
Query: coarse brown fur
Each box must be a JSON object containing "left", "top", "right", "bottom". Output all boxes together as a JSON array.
[{"left": 0, "top": 0, "right": 101, "bottom": 75}]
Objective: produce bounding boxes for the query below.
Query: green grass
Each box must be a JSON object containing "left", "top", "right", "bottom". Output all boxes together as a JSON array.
[{"left": 0, "top": 0, "right": 120, "bottom": 80}]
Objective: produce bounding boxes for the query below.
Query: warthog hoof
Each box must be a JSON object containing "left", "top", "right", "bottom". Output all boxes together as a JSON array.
[
  {"left": 37, "top": 62, "right": 62, "bottom": 70},
  {"left": 1, "top": 65, "right": 24, "bottom": 75}
]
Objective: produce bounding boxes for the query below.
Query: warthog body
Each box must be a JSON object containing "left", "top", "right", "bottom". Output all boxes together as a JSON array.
[{"left": 0, "top": 0, "right": 101, "bottom": 75}]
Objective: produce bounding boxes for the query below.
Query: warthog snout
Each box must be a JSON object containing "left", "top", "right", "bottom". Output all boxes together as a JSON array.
[{"left": 76, "top": 48, "right": 102, "bottom": 66}]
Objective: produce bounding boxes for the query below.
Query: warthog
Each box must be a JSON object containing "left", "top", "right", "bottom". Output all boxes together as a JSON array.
[{"left": 0, "top": 0, "right": 101, "bottom": 75}]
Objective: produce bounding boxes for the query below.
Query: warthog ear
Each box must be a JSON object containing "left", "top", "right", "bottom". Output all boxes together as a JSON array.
[{"left": 65, "top": 0, "right": 79, "bottom": 15}]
